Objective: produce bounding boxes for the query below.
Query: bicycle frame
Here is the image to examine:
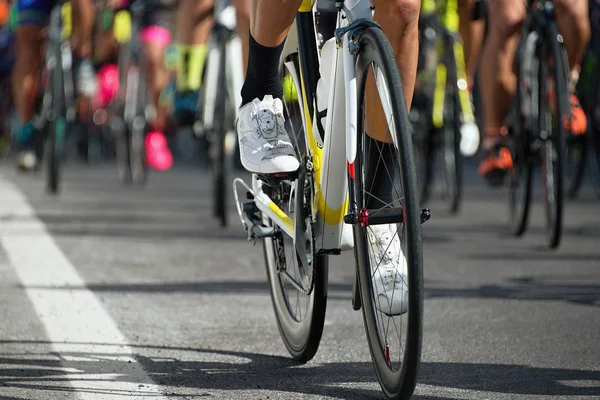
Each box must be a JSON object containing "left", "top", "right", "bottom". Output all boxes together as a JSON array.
[
  {"left": 38, "top": 1, "right": 75, "bottom": 128},
  {"left": 245, "top": 0, "right": 383, "bottom": 254},
  {"left": 117, "top": 3, "right": 145, "bottom": 126}
]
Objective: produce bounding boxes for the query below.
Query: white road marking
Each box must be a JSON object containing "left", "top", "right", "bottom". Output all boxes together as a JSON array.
[{"left": 0, "top": 176, "right": 171, "bottom": 399}]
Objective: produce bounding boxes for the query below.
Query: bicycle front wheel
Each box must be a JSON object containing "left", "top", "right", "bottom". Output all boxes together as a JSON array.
[
  {"left": 540, "top": 27, "right": 567, "bottom": 249},
  {"left": 353, "top": 27, "right": 423, "bottom": 399},
  {"left": 46, "top": 40, "right": 66, "bottom": 194},
  {"left": 210, "top": 30, "right": 237, "bottom": 228}
]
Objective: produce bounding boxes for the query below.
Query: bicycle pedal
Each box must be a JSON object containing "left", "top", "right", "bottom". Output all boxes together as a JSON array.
[
  {"left": 241, "top": 201, "right": 277, "bottom": 240},
  {"left": 233, "top": 177, "right": 276, "bottom": 240}
]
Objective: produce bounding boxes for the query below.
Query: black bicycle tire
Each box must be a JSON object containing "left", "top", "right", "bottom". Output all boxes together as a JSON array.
[
  {"left": 443, "top": 40, "right": 462, "bottom": 214},
  {"left": 262, "top": 55, "right": 328, "bottom": 363},
  {"left": 115, "top": 44, "right": 133, "bottom": 184},
  {"left": 130, "top": 62, "right": 148, "bottom": 185},
  {"left": 46, "top": 39, "right": 65, "bottom": 194},
  {"left": 414, "top": 128, "right": 432, "bottom": 205},
  {"left": 542, "top": 25, "right": 567, "bottom": 249},
  {"left": 212, "top": 31, "right": 228, "bottom": 227},
  {"left": 412, "top": 24, "right": 435, "bottom": 206},
  {"left": 565, "top": 135, "right": 586, "bottom": 199},
  {"left": 354, "top": 27, "right": 423, "bottom": 400},
  {"left": 508, "top": 30, "right": 534, "bottom": 236}
]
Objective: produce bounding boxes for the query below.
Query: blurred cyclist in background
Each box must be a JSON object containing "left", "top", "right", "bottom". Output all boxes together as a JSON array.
[
  {"left": 173, "top": 0, "right": 249, "bottom": 123},
  {"left": 478, "top": 0, "right": 590, "bottom": 184},
  {"left": 12, "top": 0, "right": 98, "bottom": 171},
  {"left": 0, "top": 0, "right": 14, "bottom": 156},
  {"left": 104, "top": 0, "right": 249, "bottom": 170},
  {"left": 458, "top": 0, "right": 484, "bottom": 91}
]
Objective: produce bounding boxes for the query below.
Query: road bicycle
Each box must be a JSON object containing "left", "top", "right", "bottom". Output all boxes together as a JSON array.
[
  {"left": 195, "top": 0, "right": 244, "bottom": 227},
  {"left": 234, "top": 0, "right": 428, "bottom": 397},
  {"left": 35, "top": 0, "right": 77, "bottom": 193},
  {"left": 111, "top": 2, "right": 148, "bottom": 184},
  {"left": 411, "top": 0, "right": 479, "bottom": 214},
  {"left": 507, "top": 0, "right": 569, "bottom": 249},
  {"left": 565, "top": 0, "right": 600, "bottom": 199}
]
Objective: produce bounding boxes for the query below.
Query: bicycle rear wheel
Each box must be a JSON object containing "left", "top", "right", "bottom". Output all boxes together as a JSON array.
[
  {"left": 46, "top": 39, "right": 66, "bottom": 194},
  {"left": 540, "top": 26, "right": 567, "bottom": 249},
  {"left": 261, "top": 56, "right": 328, "bottom": 362},
  {"left": 353, "top": 27, "right": 423, "bottom": 399},
  {"left": 209, "top": 30, "right": 229, "bottom": 227},
  {"left": 130, "top": 63, "right": 148, "bottom": 185},
  {"left": 440, "top": 56, "right": 461, "bottom": 214},
  {"left": 565, "top": 135, "right": 586, "bottom": 199},
  {"left": 508, "top": 31, "right": 534, "bottom": 236}
]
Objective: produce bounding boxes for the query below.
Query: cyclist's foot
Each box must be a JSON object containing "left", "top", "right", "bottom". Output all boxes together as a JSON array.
[
  {"left": 145, "top": 130, "right": 173, "bottom": 171},
  {"left": 75, "top": 58, "right": 98, "bottom": 98},
  {"left": 478, "top": 128, "right": 513, "bottom": 187},
  {"left": 566, "top": 94, "right": 586, "bottom": 136},
  {"left": 368, "top": 224, "right": 408, "bottom": 316},
  {"left": 174, "top": 90, "right": 198, "bottom": 115},
  {"left": 460, "top": 121, "right": 480, "bottom": 157},
  {"left": 15, "top": 122, "right": 38, "bottom": 172},
  {"left": 237, "top": 95, "right": 299, "bottom": 174}
]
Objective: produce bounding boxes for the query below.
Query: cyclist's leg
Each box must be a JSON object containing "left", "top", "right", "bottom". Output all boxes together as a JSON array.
[
  {"left": 477, "top": 0, "right": 524, "bottom": 185},
  {"left": 173, "top": 0, "right": 213, "bottom": 117},
  {"left": 362, "top": 0, "right": 420, "bottom": 206},
  {"left": 362, "top": 0, "right": 421, "bottom": 316},
  {"left": 236, "top": 0, "right": 301, "bottom": 175},
  {"left": 71, "top": 0, "right": 98, "bottom": 97},
  {"left": 458, "top": 0, "right": 484, "bottom": 90},
  {"left": 141, "top": 4, "right": 174, "bottom": 171},
  {"left": 11, "top": 0, "right": 51, "bottom": 170},
  {"left": 556, "top": 0, "right": 590, "bottom": 136},
  {"left": 361, "top": 0, "right": 420, "bottom": 206},
  {"left": 370, "top": 0, "right": 420, "bottom": 118}
]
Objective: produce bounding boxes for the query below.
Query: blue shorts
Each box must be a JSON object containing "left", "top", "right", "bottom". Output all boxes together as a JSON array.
[
  {"left": 16, "top": 0, "right": 55, "bottom": 26},
  {"left": 0, "top": 27, "right": 14, "bottom": 75}
]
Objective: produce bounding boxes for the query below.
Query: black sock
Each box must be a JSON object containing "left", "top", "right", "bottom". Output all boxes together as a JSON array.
[
  {"left": 240, "top": 33, "right": 285, "bottom": 107},
  {"left": 365, "top": 136, "right": 395, "bottom": 209}
]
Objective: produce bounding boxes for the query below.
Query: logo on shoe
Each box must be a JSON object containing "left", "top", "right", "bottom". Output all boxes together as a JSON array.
[{"left": 256, "top": 108, "right": 278, "bottom": 139}]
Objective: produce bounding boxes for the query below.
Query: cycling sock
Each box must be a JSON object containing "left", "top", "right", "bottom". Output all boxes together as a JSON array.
[
  {"left": 365, "top": 135, "right": 395, "bottom": 209},
  {"left": 241, "top": 34, "right": 284, "bottom": 107},
  {"left": 14, "top": 121, "right": 37, "bottom": 147},
  {"left": 176, "top": 44, "right": 207, "bottom": 92}
]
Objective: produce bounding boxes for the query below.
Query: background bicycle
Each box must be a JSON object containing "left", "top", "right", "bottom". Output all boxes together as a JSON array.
[
  {"left": 193, "top": 0, "right": 244, "bottom": 227},
  {"left": 411, "top": 0, "right": 479, "bottom": 214},
  {"left": 507, "top": 0, "right": 570, "bottom": 249}
]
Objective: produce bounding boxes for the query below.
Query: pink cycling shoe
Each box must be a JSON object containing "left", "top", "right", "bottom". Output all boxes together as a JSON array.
[{"left": 145, "top": 131, "right": 173, "bottom": 171}]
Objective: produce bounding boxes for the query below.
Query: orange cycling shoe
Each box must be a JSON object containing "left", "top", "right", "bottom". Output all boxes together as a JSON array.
[
  {"left": 565, "top": 94, "right": 587, "bottom": 136},
  {"left": 478, "top": 128, "right": 514, "bottom": 187}
]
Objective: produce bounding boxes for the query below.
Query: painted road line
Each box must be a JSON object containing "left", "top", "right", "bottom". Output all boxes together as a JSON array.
[{"left": 0, "top": 175, "right": 171, "bottom": 399}]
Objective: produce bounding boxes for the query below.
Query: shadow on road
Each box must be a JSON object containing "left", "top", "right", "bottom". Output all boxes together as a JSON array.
[
  {"left": 0, "top": 341, "right": 598, "bottom": 399},
  {"left": 21, "top": 275, "right": 600, "bottom": 307},
  {"left": 19, "top": 280, "right": 357, "bottom": 302},
  {"left": 425, "top": 276, "right": 600, "bottom": 307}
]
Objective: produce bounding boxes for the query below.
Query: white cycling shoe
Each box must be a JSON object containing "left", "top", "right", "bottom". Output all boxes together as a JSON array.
[
  {"left": 237, "top": 95, "right": 299, "bottom": 174},
  {"left": 368, "top": 224, "right": 408, "bottom": 316}
]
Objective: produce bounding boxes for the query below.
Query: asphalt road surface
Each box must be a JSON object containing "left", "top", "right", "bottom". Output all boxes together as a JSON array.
[{"left": 0, "top": 157, "right": 599, "bottom": 400}]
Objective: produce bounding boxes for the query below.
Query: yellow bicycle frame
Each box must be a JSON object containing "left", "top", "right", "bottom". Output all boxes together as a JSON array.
[
  {"left": 427, "top": 0, "right": 476, "bottom": 129},
  {"left": 61, "top": 2, "right": 72, "bottom": 40}
]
